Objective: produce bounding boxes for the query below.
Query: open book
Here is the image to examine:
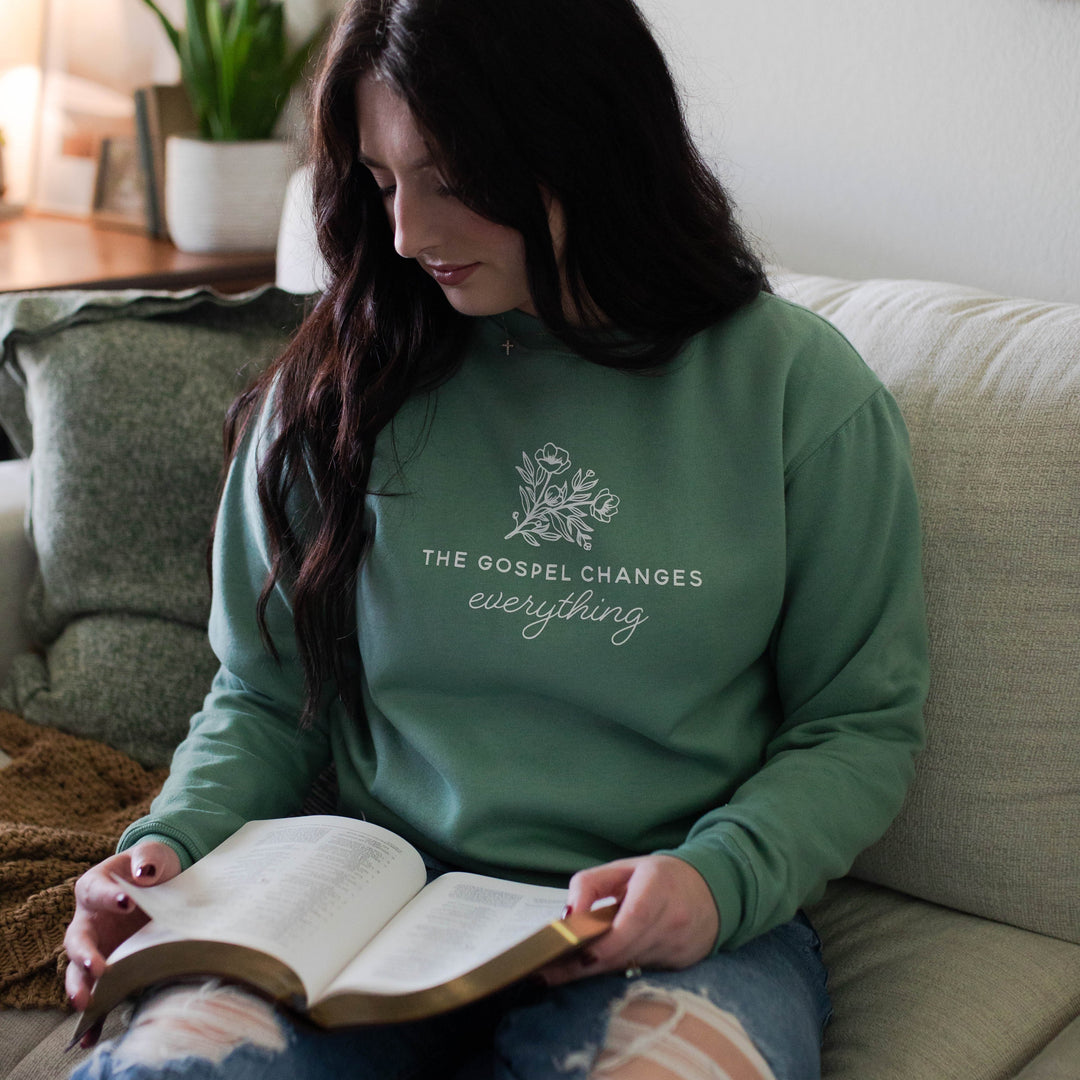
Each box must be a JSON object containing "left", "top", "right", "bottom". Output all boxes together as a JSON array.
[{"left": 73, "top": 816, "right": 614, "bottom": 1040}]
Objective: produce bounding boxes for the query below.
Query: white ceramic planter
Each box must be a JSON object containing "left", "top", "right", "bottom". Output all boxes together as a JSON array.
[{"left": 165, "top": 136, "right": 293, "bottom": 254}]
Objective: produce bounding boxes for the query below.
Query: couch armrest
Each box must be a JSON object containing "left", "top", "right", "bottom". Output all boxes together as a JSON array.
[{"left": 0, "top": 458, "right": 35, "bottom": 684}]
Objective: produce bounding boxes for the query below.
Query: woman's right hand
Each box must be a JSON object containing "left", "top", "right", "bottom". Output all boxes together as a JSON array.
[{"left": 63, "top": 841, "right": 182, "bottom": 1028}]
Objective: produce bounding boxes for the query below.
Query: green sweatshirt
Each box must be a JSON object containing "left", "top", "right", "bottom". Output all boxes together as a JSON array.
[{"left": 121, "top": 293, "right": 928, "bottom": 950}]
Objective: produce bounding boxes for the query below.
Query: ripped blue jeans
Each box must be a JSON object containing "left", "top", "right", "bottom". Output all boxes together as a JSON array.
[{"left": 69, "top": 913, "right": 829, "bottom": 1080}]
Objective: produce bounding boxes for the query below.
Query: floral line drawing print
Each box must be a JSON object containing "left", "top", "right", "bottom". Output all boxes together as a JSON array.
[{"left": 506, "top": 443, "right": 620, "bottom": 551}]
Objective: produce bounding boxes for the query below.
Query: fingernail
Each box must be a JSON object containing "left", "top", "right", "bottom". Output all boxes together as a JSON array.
[
  {"left": 561, "top": 904, "right": 573, "bottom": 920},
  {"left": 82, "top": 957, "right": 93, "bottom": 971},
  {"left": 134, "top": 863, "right": 157, "bottom": 880}
]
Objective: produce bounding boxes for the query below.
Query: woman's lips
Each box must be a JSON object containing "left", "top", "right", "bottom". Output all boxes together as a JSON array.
[{"left": 425, "top": 262, "right": 480, "bottom": 286}]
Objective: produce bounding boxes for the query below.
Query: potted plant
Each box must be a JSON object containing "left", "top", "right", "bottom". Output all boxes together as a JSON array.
[{"left": 139, "top": 0, "right": 328, "bottom": 253}]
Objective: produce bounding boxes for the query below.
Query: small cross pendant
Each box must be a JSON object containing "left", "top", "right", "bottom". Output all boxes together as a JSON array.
[{"left": 501, "top": 339, "right": 515, "bottom": 356}]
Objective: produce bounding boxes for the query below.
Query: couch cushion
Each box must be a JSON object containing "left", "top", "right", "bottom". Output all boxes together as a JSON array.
[
  {"left": 775, "top": 271, "right": 1080, "bottom": 945},
  {"left": 0, "top": 1006, "right": 130, "bottom": 1080},
  {"left": 0, "top": 288, "right": 305, "bottom": 766},
  {"left": 1014, "top": 1015, "right": 1080, "bottom": 1079},
  {"left": 809, "top": 879, "right": 1080, "bottom": 1080},
  {"left": 0, "top": 1008, "right": 69, "bottom": 1079}
]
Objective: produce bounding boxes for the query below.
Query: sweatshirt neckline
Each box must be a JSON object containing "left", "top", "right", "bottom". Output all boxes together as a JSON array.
[
  {"left": 477, "top": 308, "right": 645, "bottom": 361},
  {"left": 479, "top": 309, "right": 574, "bottom": 356}
]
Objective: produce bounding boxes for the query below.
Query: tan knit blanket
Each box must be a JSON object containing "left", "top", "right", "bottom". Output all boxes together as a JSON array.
[{"left": 0, "top": 711, "right": 166, "bottom": 1010}]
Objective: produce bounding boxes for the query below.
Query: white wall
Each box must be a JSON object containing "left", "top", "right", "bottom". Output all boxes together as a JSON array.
[{"left": 637, "top": 0, "right": 1080, "bottom": 303}]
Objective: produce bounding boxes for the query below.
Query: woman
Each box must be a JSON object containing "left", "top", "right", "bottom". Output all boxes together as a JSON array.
[{"left": 65, "top": 1, "right": 928, "bottom": 1077}]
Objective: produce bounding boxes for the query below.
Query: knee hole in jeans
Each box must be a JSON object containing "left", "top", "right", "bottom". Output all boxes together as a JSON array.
[
  {"left": 587, "top": 983, "right": 777, "bottom": 1080},
  {"left": 106, "top": 980, "right": 288, "bottom": 1070}
]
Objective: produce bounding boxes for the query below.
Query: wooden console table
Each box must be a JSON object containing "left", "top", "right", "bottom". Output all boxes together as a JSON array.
[{"left": 0, "top": 213, "right": 276, "bottom": 294}]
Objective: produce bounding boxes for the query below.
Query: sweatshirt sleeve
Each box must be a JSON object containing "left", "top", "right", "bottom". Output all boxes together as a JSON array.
[
  {"left": 664, "top": 383, "right": 929, "bottom": 950},
  {"left": 118, "top": 406, "right": 333, "bottom": 867}
]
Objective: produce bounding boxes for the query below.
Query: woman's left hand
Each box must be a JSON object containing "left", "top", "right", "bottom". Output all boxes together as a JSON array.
[{"left": 540, "top": 854, "right": 719, "bottom": 986}]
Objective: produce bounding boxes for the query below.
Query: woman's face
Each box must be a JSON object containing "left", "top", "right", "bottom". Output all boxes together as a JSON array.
[{"left": 356, "top": 73, "right": 539, "bottom": 317}]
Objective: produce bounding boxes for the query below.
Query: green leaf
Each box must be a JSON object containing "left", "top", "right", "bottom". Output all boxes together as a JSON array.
[
  {"left": 139, "top": 1, "right": 329, "bottom": 141},
  {"left": 137, "top": 0, "right": 182, "bottom": 54},
  {"left": 179, "top": 0, "right": 216, "bottom": 137},
  {"left": 231, "top": 0, "right": 255, "bottom": 37},
  {"left": 205, "top": 1, "right": 231, "bottom": 138}
]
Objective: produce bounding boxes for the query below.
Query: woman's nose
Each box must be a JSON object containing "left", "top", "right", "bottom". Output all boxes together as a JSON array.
[{"left": 392, "top": 187, "right": 436, "bottom": 259}]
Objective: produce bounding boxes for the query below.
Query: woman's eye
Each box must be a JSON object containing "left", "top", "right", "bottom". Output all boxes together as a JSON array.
[
  {"left": 371, "top": 177, "right": 455, "bottom": 201},
  {"left": 433, "top": 174, "right": 462, "bottom": 199}
]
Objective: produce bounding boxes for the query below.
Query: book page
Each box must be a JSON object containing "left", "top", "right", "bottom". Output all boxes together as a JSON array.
[
  {"left": 322, "top": 872, "right": 567, "bottom": 997},
  {"left": 106, "top": 917, "right": 189, "bottom": 966},
  {"left": 120, "top": 816, "right": 426, "bottom": 999}
]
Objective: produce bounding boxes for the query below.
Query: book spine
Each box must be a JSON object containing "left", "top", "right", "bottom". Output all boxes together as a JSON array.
[{"left": 133, "top": 89, "right": 163, "bottom": 238}]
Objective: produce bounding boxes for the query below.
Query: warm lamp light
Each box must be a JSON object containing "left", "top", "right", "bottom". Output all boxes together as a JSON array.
[
  {"left": 24, "top": 0, "right": 181, "bottom": 216},
  {"left": 0, "top": 66, "right": 44, "bottom": 210},
  {"left": 0, "top": 0, "right": 47, "bottom": 212}
]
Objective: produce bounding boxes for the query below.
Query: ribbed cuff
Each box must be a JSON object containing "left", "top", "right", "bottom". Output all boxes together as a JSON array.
[
  {"left": 653, "top": 843, "right": 748, "bottom": 952},
  {"left": 117, "top": 820, "right": 201, "bottom": 871}
]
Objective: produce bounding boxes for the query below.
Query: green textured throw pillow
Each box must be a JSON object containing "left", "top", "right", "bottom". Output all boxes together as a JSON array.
[{"left": 0, "top": 287, "right": 306, "bottom": 766}]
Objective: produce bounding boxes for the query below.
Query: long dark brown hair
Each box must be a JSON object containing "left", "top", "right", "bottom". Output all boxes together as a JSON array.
[{"left": 226, "top": 0, "right": 769, "bottom": 728}]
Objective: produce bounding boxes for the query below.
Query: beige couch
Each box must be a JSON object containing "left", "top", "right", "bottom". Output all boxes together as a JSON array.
[{"left": 0, "top": 264, "right": 1077, "bottom": 1078}]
